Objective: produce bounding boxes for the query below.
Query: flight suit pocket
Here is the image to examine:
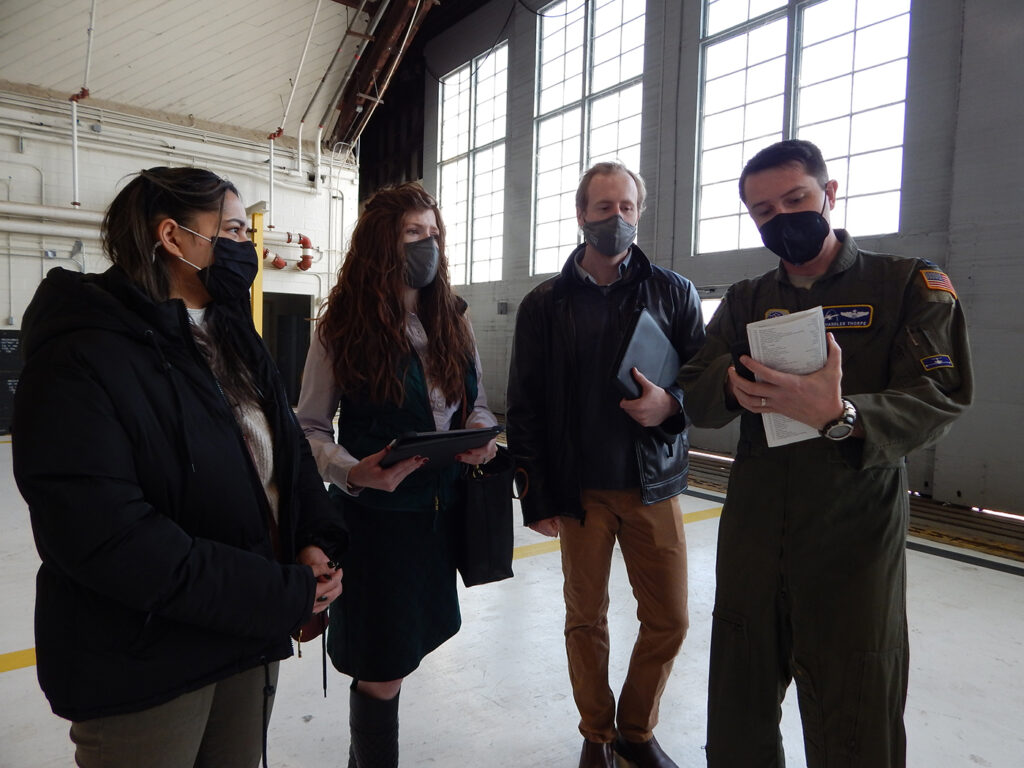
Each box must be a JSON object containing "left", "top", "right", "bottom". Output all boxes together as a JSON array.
[
  {"left": 708, "top": 609, "right": 749, "bottom": 718},
  {"left": 839, "top": 647, "right": 907, "bottom": 766}
]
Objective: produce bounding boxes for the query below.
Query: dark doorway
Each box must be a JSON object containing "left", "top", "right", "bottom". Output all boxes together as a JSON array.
[{"left": 262, "top": 293, "right": 314, "bottom": 407}]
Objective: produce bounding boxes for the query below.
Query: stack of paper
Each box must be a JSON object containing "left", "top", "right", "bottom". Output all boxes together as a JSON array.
[{"left": 746, "top": 306, "right": 827, "bottom": 447}]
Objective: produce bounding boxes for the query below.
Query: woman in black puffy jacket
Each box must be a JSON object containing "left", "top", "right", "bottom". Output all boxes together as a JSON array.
[{"left": 12, "top": 167, "right": 347, "bottom": 768}]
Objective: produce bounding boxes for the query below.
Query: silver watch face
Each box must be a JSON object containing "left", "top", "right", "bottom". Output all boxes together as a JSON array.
[{"left": 825, "top": 421, "right": 854, "bottom": 440}]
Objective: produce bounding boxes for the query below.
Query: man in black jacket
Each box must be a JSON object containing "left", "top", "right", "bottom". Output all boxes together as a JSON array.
[{"left": 507, "top": 162, "right": 706, "bottom": 768}]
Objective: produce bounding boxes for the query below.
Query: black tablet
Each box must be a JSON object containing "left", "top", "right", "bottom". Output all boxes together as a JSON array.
[
  {"left": 378, "top": 426, "right": 503, "bottom": 468},
  {"left": 610, "top": 307, "right": 681, "bottom": 399}
]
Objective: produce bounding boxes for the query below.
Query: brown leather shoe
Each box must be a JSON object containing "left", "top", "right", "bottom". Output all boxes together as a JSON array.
[
  {"left": 612, "top": 735, "right": 679, "bottom": 768},
  {"left": 579, "top": 738, "right": 615, "bottom": 768}
]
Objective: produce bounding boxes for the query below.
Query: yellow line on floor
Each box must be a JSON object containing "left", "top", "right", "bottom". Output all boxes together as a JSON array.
[
  {"left": 0, "top": 648, "right": 35, "bottom": 674},
  {"left": 0, "top": 507, "right": 725, "bottom": 674},
  {"left": 683, "top": 506, "right": 723, "bottom": 524}
]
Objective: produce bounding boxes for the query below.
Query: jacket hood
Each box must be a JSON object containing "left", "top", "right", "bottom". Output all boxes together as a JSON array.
[{"left": 21, "top": 266, "right": 181, "bottom": 362}]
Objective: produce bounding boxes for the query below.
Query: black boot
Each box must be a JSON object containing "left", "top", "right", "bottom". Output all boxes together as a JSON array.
[{"left": 348, "top": 686, "right": 400, "bottom": 768}]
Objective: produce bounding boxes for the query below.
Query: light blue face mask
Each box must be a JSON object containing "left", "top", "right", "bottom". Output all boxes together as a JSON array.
[{"left": 581, "top": 214, "right": 637, "bottom": 257}]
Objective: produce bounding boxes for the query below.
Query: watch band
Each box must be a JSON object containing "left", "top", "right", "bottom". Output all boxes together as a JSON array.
[{"left": 821, "top": 398, "right": 857, "bottom": 440}]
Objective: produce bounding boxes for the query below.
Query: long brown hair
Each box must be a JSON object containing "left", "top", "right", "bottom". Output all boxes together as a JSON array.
[{"left": 317, "top": 182, "right": 474, "bottom": 406}]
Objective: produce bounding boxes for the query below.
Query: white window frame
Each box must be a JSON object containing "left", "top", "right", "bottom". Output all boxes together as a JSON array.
[
  {"left": 696, "top": 0, "right": 912, "bottom": 255},
  {"left": 531, "top": 0, "right": 646, "bottom": 276},
  {"left": 437, "top": 42, "right": 509, "bottom": 285}
]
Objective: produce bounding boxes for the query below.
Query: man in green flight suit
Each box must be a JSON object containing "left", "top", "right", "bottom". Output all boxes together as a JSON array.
[{"left": 678, "top": 139, "right": 974, "bottom": 767}]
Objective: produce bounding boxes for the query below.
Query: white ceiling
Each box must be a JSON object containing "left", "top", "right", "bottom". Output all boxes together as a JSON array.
[{"left": 0, "top": 0, "right": 366, "bottom": 144}]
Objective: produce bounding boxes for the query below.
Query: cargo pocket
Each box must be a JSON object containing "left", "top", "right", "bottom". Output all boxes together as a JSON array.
[
  {"left": 706, "top": 609, "right": 750, "bottom": 751},
  {"left": 839, "top": 647, "right": 907, "bottom": 766}
]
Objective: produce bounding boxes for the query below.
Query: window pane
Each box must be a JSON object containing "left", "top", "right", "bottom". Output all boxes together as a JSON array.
[
  {"left": 851, "top": 59, "right": 906, "bottom": 112},
  {"left": 850, "top": 103, "right": 904, "bottom": 154},
  {"left": 705, "top": 35, "right": 747, "bottom": 79},
  {"left": 744, "top": 96, "right": 783, "bottom": 140},
  {"left": 800, "top": 33, "right": 854, "bottom": 87},
  {"left": 747, "top": 18, "right": 787, "bottom": 65},
  {"left": 847, "top": 147, "right": 903, "bottom": 196},
  {"left": 703, "top": 106, "right": 745, "bottom": 150},
  {"left": 846, "top": 190, "right": 900, "bottom": 235},
  {"left": 856, "top": 0, "right": 911, "bottom": 27},
  {"left": 747, "top": 57, "right": 785, "bottom": 102},
  {"left": 701, "top": 143, "right": 744, "bottom": 185},
  {"left": 700, "top": 179, "right": 743, "bottom": 220},
  {"left": 705, "top": 70, "right": 747, "bottom": 114},
  {"left": 698, "top": 215, "right": 740, "bottom": 254},
  {"left": 854, "top": 15, "right": 910, "bottom": 70},
  {"left": 706, "top": 0, "right": 785, "bottom": 36},
  {"left": 803, "top": 0, "right": 856, "bottom": 46},
  {"left": 798, "top": 74, "right": 852, "bottom": 125},
  {"left": 798, "top": 115, "right": 851, "bottom": 158}
]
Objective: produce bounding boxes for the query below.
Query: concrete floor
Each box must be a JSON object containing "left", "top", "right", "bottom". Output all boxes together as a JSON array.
[{"left": 2, "top": 435, "right": 1023, "bottom": 767}]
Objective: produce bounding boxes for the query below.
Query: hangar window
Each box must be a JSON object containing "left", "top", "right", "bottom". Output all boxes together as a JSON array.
[
  {"left": 438, "top": 42, "right": 509, "bottom": 284},
  {"left": 532, "top": 0, "right": 646, "bottom": 275},
  {"left": 697, "top": 0, "right": 911, "bottom": 254}
]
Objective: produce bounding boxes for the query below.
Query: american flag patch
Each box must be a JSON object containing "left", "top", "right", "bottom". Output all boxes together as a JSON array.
[{"left": 920, "top": 269, "right": 957, "bottom": 299}]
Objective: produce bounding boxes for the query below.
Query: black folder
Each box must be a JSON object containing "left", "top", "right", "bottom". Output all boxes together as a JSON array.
[
  {"left": 378, "top": 426, "right": 503, "bottom": 468},
  {"left": 610, "top": 307, "right": 681, "bottom": 399}
]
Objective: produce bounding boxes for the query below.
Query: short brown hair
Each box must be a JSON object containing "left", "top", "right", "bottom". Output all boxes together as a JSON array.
[{"left": 575, "top": 161, "right": 646, "bottom": 215}]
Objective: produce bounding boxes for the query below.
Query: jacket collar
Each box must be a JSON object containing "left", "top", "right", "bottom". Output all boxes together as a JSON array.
[
  {"left": 552, "top": 242, "right": 654, "bottom": 299},
  {"left": 773, "top": 229, "right": 859, "bottom": 285}
]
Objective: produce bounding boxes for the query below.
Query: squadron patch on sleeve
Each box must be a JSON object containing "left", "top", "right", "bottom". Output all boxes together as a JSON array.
[
  {"left": 921, "top": 354, "right": 954, "bottom": 371},
  {"left": 919, "top": 269, "right": 958, "bottom": 299},
  {"left": 823, "top": 304, "right": 873, "bottom": 329},
  {"left": 764, "top": 309, "right": 790, "bottom": 319}
]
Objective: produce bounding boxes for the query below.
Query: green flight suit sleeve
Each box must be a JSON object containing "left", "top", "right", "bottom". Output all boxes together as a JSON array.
[
  {"left": 850, "top": 266, "right": 974, "bottom": 468},
  {"left": 677, "top": 289, "right": 744, "bottom": 428}
]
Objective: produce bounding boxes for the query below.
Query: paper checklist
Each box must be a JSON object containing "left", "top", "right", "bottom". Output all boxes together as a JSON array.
[{"left": 746, "top": 306, "right": 827, "bottom": 447}]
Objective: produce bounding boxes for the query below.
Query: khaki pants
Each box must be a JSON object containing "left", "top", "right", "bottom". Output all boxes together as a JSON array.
[
  {"left": 559, "top": 489, "right": 688, "bottom": 743},
  {"left": 70, "top": 662, "right": 279, "bottom": 768}
]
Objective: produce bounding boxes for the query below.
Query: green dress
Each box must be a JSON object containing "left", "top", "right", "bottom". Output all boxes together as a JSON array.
[{"left": 327, "top": 355, "right": 477, "bottom": 681}]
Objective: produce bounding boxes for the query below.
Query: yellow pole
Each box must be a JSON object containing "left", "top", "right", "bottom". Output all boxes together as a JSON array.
[{"left": 250, "top": 211, "right": 265, "bottom": 336}]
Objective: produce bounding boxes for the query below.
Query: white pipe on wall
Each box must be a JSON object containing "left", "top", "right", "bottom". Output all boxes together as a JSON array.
[
  {"left": 70, "top": 100, "right": 80, "bottom": 207},
  {"left": 0, "top": 218, "right": 99, "bottom": 240},
  {"left": 0, "top": 201, "right": 103, "bottom": 224},
  {"left": 269, "top": 138, "right": 275, "bottom": 229}
]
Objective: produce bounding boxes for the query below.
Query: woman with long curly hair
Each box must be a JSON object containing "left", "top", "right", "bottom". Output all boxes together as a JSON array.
[{"left": 297, "top": 181, "right": 498, "bottom": 767}]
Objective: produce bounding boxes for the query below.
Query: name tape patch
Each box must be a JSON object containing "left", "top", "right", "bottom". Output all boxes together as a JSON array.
[
  {"left": 921, "top": 354, "right": 954, "bottom": 371},
  {"left": 920, "top": 269, "right": 958, "bottom": 299},
  {"left": 823, "top": 304, "right": 873, "bottom": 329}
]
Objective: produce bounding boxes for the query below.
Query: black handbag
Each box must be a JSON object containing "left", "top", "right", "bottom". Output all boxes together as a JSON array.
[{"left": 456, "top": 445, "right": 523, "bottom": 587}]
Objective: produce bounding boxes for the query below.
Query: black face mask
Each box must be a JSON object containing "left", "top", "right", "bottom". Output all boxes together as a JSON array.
[
  {"left": 403, "top": 236, "right": 439, "bottom": 289},
  {"left": 757, "top": 196, "right": 830, "bottom": 266},
  {"left": 177, "top": 225, "right": 259, "bottom": 303}
]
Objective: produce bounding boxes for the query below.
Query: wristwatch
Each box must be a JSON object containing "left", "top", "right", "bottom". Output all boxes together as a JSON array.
[{"left": 820, "top": 398, "right": 857, "bottom": 441}]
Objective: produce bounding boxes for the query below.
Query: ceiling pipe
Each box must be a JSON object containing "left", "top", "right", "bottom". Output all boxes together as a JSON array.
[
  {"left": 270, "top": 0, "right": 322, "bottom": 179},
  {"left": 69, "top": 0, "right": 99, "bottom": 208},
  {"left": 341, "top": 0, "right": 425, "bottom": 150},
  {"left": 319, "top": 0, "right": 393, "bottom": 134},
  {"left": 299, "top": 0, "right": 371, "bottom": 174}
]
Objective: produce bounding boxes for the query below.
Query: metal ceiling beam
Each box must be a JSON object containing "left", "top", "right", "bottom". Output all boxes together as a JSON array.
[{"left": 327, "top": 0, "right": 435, "bottom": 151}]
